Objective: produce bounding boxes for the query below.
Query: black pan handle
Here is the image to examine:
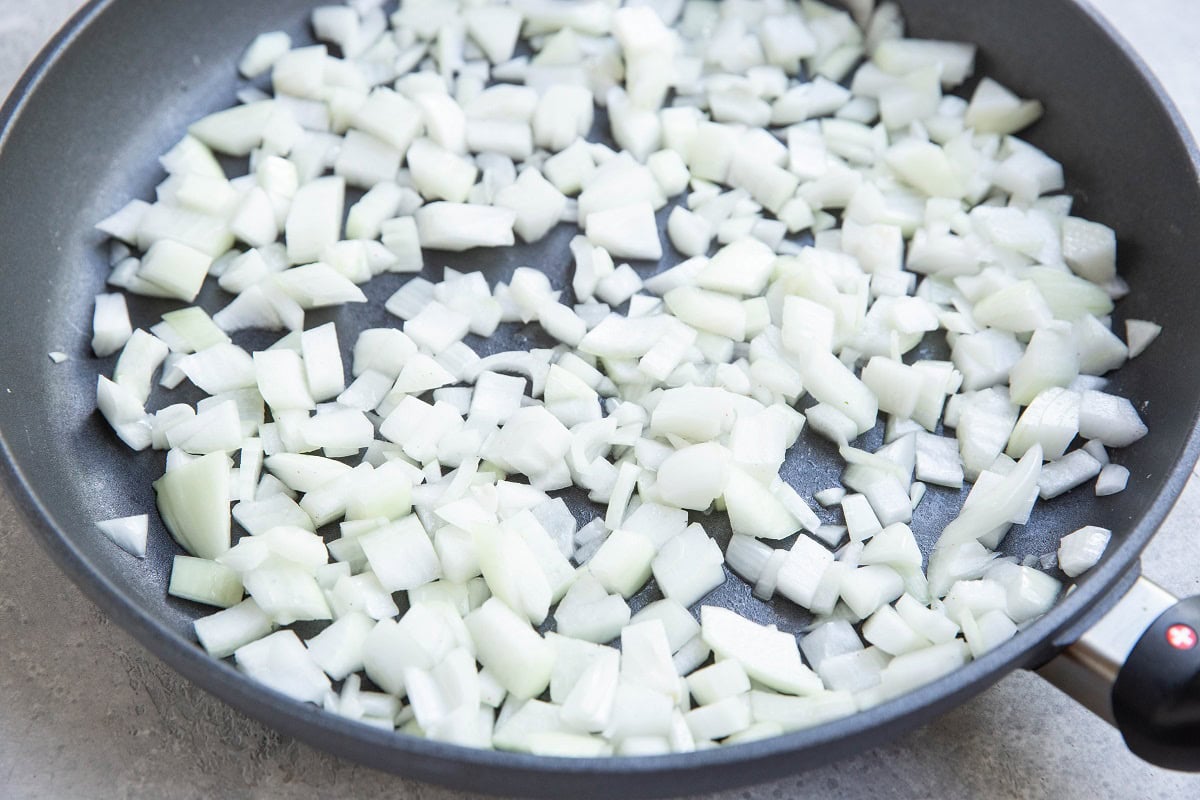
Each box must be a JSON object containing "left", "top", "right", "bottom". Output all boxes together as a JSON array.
[
  {"left": 1112, "top": 594, "right": 1200, "bottom": 769},
  {"left": 1038, "top": 577, "right": 1200, "bottom": 771}
]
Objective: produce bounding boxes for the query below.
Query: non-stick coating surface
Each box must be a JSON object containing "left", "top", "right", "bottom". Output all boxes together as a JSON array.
[{"left": 0, "top": 0, "right": 1198, "bottom": 797}]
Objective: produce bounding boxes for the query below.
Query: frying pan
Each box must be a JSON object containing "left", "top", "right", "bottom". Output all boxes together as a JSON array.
[{"left": 1, "top": 0, "right": 1198, "bottom": 796}]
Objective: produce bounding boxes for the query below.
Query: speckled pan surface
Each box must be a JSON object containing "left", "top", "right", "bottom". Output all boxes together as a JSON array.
[{"left": 0, "top": 0, "right": 1197, "bottom": 797}]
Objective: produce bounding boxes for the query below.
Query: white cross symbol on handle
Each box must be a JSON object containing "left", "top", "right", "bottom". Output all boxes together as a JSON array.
[{"left": 1166, "top": 624, "right": 1197, "bottom": 651}]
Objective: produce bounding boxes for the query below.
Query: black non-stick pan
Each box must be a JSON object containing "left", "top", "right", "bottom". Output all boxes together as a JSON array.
[{"left": 2, "top": 0, "right": 1199, "bottom": 797}]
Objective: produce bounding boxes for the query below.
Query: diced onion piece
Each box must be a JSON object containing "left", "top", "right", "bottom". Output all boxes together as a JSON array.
[
  {"left": 990, "top": 563, "right": 1060, "bottom": 623},
  {"left": 416, "top": 202, "right": 516, "bottom": 251},
  {"left": 194, "top": 598, "right": 274, "bottom": 658},
  {"left": 1038, "top": 450, "right": 1103, "bottom": 500},
  {"left": 875, "top": 641, "right": 969, "bottom": 701},
  {"left": 686, "top": 659, "right": 752, "bottom": 707},
  {"left": 168, "top": 554, "right": 243, "bottom": 608},
  {"left": 651, "top": 524, "right": 725, "bottom": 608},
  {"left": 1078, "top": 390, "right": 1148, "bottom": 448},
  {"left": 587, "top": 528, "right": 656, "bottom": 599},
  {"left": 137, "top": 240, "right": 213, "bottom": 302},
  {"left": 495, "top": 168, "right": 569, "bottom": 243},
  {"left": 300, "top": 322, "right": 345, "bottom": 402},
  {"left": 1007, "top": 390, "right": 1079, "bottom": 461},
  {"left": 465, "top": 598, "right": 555, "bottom": 700},
  {"left": 96, "top": 514, "right": 149, "bottom": 558},
  {"left": 274, "top": 263, "right": 367, "bottom": 308},
  {"left": 254, "top": 349, "right": 315, "bottom": 412},
  {"left": 701, "top": 606, "right": 823, "bottom": 696},
  {"left": 585, "top": 202, "right": 663, "bottom": 261},
  {"left": 775, "top": 535, "right": 834, "bottom": 609},
  {"left": 1125, "top": 319, "right": 1161, "bottom": 358},
  {"left": 285, "top": 176, "right": 345, "bottom": 265},
  {"left": 724, "top": 467, "right": 802, "bottom": 541},
  {"left": 959, "top": 608, "right": 1017, "bottom": 658},
  {"left": 862, "top": 605, "right": 930, "bottom": 656},
  {"left": 895, "top": 594, "right": 960, "bottom": 645},
  {"left": 242, "top": 562, "right": 331, "bottom": 624},
  {"left": 555, "top": 575, "right": 631, "bottom": 644},
  {"left": 235, "top": 630, "right": 331, "bottom": 704},
  {"left": 964, "top": 77, "right": 1043, "bottom": 135},
  {"left": 305, "top": 611, "right": 374, "bottom": 681},
  {"left": 464, "top": 5, "right": 522, "bottom": 64},
  {"left": 839, "top": 565, "right": 904, "bottom": 618},
  {"left": 1061, "top": 216, "right": 1117, "bottom": 284},
  {"left": 239, "top": 31, "right": 291, "bottom": 78},
  {"left": 92, "top": 293, "right": 134, "bottom": 357},
  {"left": 663, "top": 286, "right": 747, "bottom": 341},
  {"left": 1057, "top": 525, "right": 1111, "bottom": 578},
  {"left": 189, "top": 100, "right": 278, "bottom": 156},
  {"left": 153, "top": 451, "right": 231, "bottom": 560},
  {"left": 1095, "top": 463, "right": 1130, "bottom": 496},
  {"left": 655, "top": 443, "right": 729, "bottom": 510}
]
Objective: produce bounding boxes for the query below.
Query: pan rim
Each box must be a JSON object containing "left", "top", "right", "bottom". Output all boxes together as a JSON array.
[{"left": 1, "top": 0, "right": 1198, "bottom": 795}]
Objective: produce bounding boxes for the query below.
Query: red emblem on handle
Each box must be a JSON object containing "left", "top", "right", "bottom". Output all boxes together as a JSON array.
[{"left": 1166, "top": 624, "right": 1197, "bottom": 651}]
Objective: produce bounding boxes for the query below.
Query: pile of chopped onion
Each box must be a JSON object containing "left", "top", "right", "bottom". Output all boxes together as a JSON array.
[{"left": 89, "top": 0, "right": 1152, "bottom": 755}]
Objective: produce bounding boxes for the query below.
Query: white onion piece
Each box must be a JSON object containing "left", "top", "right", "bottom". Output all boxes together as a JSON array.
[
  {"left": 415, "top": 202, "right": 516, "bottom": 251},
  {"left": 701, "top": 606, "right": 823, "bottom": 696},
  {"left": 839, "top": 565, "right": 904, "bottom": 619},
  {"left": 189, "top": 100, "right": 278, "bottom": 156},
  {"left": 300, "top": 322, "right": 345, "bottom": 402},
  {"left": 989, "top": 563, "right": 1060, "bottom": 624},
  {"left": 655, "top": 443, "right": 729, "bottom": 510},
  {"left": 194, "top": 598, "right": 273, "bottom": 658},
  {"left": 841, "top": 493, "right": 882, "bottom": 543},
  {"left": 774, "top": 535, "right": 834, "bottom": 610},
  {"left": 585, "top": 202, "right": 663, "bottom": 261},
  {"left": 1061, "top": 216, "right": 1116, "bottom": 284},
  {"left": 1095, "top": 463, "right": 1129, "bottom": 496},
  {"left": 554, "top": 576, "right": 630, "bottom": 644},
  {"left": 168, "top": 554, "right": 243, "bottom": 608},
  {"left": 1125, "top": 319, "right": 1162, "bottom": 358},
  {"left": 1038, "top": 450, "right": 1103, "bottom": 500},
  {"left": 1078, "top": 390, "right": 1148, "bottom": 447},
  {"left": 474, "top": 521, "right": 553, "bottom": 625},
  {"left": 465, "top": 598, "right": 554, "bottom": 701},
  {"left": 92, "top": 293, "right": 134, "bottom": 357},
  {"left": 235, "top": 629, "right": 331, "bottom": 704},
  {"left": 136, "top": 240, "right": 213, "bottom": 303},
  {"left": 153, "top": 451, "right": 231, "bottom": 560},
  {"left": 284, "top": 176, "right": 345, "bottom": 264},
  {"left": 686, "top": 659, "right": 752, "bottom": 708},
  {"left": 242, "top": 559, "right": 331, "bottom": 624},
  {"left": 306, "top": 611, "right": 374, "bottom": 681},
  {"left": 874, "top": 641, "right": 969, "bottom": 702},
  {"left": 114, "top": 330, "right": 170, "bottom": 404},
  {"left": 239, "top": 30, "right": 291, "bottom": 78},
  {"left": 862, "top": 605, "right": 930, "bottom": 656},
  {"left": 96, "top": 514, "right": 149, "bottom": 558},
  {"left": 1057, "top": 525, "right": 1112, "bottom": 578},
  {"left": 274, "top": 263, "right": 368, "bottom": 308},
  {"left": 860, "top": 523, "right": 922, "bottom": 572},
  {"left": 651, "top": 524, "right": 725, "bottom": 608},
  {"left": 495, "top": 169, "right": 569, "bottom": 243}
]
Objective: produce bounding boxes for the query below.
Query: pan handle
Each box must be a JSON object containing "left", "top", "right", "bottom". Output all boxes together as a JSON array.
[{"left": 1038, "top": 576, "right": 1200, "bottom": 771}]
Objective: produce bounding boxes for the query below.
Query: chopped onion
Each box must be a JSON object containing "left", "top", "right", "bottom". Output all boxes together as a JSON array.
[
  {"left": 96, "top": 514, "right": 149, "bottom": 558},
  {"left": 86, "top": 0, "right": 1156, "bottom": 757},
  {"left": 1057, "top": 525, "right": 1112, "bottom": 578}
]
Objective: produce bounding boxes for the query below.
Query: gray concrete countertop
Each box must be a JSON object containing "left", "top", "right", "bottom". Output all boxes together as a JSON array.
[{"left": 2, "top": 2, "right": 1200, "bottom": 798}]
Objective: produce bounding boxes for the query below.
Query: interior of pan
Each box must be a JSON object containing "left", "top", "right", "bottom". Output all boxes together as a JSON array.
[{"left": 1, "top": 0, "right": 1199, "bottom": 797}]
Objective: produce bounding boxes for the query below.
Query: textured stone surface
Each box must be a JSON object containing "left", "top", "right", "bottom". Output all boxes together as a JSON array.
[{"left": 1, "top": 1, "right": 1199, "bottom": 798}]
